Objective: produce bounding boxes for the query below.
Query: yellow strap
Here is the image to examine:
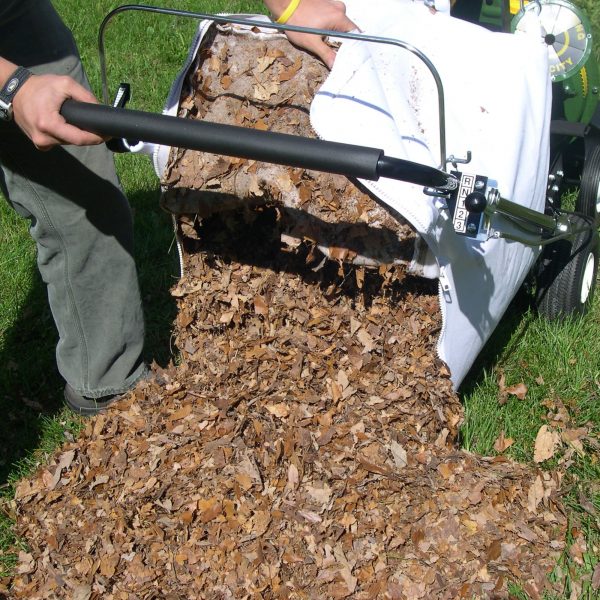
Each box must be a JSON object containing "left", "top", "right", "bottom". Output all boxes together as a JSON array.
[{"left": 276, "top": 0, "right": 301, "bottom": 24}]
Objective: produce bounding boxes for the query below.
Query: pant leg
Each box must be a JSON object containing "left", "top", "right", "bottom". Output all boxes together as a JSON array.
[{"left": 0, "top": 3, "right": 146, "bottom": 397}]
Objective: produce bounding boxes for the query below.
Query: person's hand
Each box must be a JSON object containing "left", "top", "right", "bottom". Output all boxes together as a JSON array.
[
  {"left": 266, "top": 0, "right": 358, "bottom": 69},
  {"left": 12, "top": 74, "right": 106, "bottom": 151}
]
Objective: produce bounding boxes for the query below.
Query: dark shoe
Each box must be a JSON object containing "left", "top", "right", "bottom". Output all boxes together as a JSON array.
[{"left": 64, "top": 384, "right": 119, "bottom": 416}]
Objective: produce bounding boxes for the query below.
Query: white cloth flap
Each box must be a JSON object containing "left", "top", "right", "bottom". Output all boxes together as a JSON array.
[{"left": 310, "top": 0, "right": 552, "bottom": 387}]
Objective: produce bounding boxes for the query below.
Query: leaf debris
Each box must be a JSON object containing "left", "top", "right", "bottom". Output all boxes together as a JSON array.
[{"left": 7, "top": 23, "right": 572, "bottom": 600}]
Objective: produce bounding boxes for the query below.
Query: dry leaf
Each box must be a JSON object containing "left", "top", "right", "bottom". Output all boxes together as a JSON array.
[
  {"left": 527, "top": 475, "right": 545, "bottom": 513},
  {"left": 287, "top": 463, "right": 299, "bottom": 489},
  {"left": 534, "top": 425, "right": 561, "bottom": 463},
  {"left": 306, "top": 483, "right": 332, "bottom": 506},
  {"left": 265, "top": 403, "right": 290, "bottom": 418},
  {"left": 497, "top": 370, "right": 508, "bottom": 405},
  {"left": 592, "top": 562, "right": 600, "bottom": 590},
  {"left": 486, "top": 539, "right": 502, "bottom": 561},
  {"left": 169, "top": 403, "right": 193, "bottom": 421},
  {"left": 493, "top": 431, "right": 514, "bottom": 453},
  {"left": 253, "top": 80, "right": 280, "bottom": 101},
  {"left": 356, "top": 328, "right": 376, "bottom": 352},
  {"left": 389, "top": 440, "right": 408, "bottom": 470},
  {"left": 505, "top": 382, "right": 528, "bottom": 400},
  {"left": 71, "top": 585, "right": 92, "bottom": 600},
  {"left": 256, "top": 54, "right": 278, "bottom": 73},
  {"left": 254, "top": 295, "right": 269, "bottom": 316},
  {"left": 16, "top": 552, "right": 35, "bottom": 575}
]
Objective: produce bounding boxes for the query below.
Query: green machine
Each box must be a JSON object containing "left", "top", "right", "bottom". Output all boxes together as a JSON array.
[
  {"left": 479, "top": 0, "right": 599, "bottom": 123},
  {"left": 452, "top": 0, "right": 600, "bottom": 219}
]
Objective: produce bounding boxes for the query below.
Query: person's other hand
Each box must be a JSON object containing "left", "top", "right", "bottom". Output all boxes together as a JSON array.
[
  {"left": 267, "top": 0, "right": 358, "bottom": 69},
  {"left": 12, "top": 74, "right": 106, "bottom": 151}
]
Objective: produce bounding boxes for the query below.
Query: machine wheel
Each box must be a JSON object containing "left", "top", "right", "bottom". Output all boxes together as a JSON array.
[
  {"left": 577, "top": 144, "right": 600, "bottom": 223},
  {"left": 536, "top": 216, "right": 599, "bottom": 320}
]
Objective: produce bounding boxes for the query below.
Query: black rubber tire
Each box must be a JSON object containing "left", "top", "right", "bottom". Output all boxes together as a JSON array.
[
  {"left": 536, "top": 216, "right": 599, "bottom": 320},
  {"left": 576, "top": 144, "right": 600, "bottom": 223}
]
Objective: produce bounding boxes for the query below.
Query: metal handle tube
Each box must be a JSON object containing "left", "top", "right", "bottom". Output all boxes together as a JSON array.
[
  {"left": 98, "top": 4, "right": 449, "bottom": 167},
  {"left": 486, "top": 195, "right": 557, "bottom": 231}
]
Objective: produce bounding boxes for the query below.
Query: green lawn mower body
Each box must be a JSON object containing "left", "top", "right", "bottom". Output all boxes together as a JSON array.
[
  {"left": 450, "top": 0, "right": 599, "bottom": 318},
  {"left": 452, "top": 0, "right": 600, "bottom": 217}
]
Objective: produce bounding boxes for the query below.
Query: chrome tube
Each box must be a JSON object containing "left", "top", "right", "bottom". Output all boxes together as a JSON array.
[{"left": 97, "top": 4, "right": 449, "bottom": 167}]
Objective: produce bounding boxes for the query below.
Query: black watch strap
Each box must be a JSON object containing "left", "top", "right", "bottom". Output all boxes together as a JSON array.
[{"left": 0, "top": 66, "right": 33, "bottom": 122}]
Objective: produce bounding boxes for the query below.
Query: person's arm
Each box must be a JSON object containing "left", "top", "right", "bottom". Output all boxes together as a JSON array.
[
  {"left": 263, "top": 0, "right": 358, "bottom": 69},
  {"left": 0, "top": 57, "right": 106, "bottom": 151}
]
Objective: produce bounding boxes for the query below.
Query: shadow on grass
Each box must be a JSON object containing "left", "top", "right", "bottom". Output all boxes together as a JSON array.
[
  {"left": 457, "top": 286, "right": 534, "bottom": 399},
  {"left": 0, "top": 186, "right": 178, "bottom": 485}
]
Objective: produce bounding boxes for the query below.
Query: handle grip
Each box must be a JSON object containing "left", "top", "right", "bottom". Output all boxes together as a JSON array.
[{"left": 60, "top": 100, "right": 456, "bottom": 189}]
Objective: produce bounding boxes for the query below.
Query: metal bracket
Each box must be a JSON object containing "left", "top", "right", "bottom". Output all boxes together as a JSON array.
[
  {"left": 106, "top": 82, "right": 135, "bottom": 153},
  {"left": 446, "top": 151, "right": 472, "bottom": 170},
  {"left": 446, "top": 171, "right": 491, "bottom": 240}
]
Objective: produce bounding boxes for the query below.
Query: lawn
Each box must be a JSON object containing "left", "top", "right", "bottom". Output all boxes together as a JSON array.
[{"left": 0, "top": 0, "right": 599, "bottom": 597}]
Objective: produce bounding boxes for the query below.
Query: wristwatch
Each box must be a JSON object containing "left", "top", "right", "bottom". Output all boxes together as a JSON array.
[{"left": 0, "top": 66, "right": 32, "bottom": 122}]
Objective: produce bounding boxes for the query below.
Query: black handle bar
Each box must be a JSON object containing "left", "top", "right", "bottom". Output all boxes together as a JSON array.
[{"left": 60, "top": 100, "right": 457, "bottom": 190}]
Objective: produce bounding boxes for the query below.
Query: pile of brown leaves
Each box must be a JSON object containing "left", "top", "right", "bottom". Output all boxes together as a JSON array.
[
  {"left": 7, "top": 207, "right": 568, "bottom": 599},
  {"left": 161, "top": 26, "right": 417, "bottom": 269},
  {"left": 4, "top": 23, "right": 571, "bottom": 600}
]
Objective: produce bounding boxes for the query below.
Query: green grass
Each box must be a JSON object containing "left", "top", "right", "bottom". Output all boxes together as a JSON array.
[
  {"left": 460, "top": 298, "right": 600, "bottom": 599},
  {"left": 458, "top": 4, "right": 600, "bottom": 596},
  {"left": 0, "top": 1, "right": 599, "bottom": 597}
]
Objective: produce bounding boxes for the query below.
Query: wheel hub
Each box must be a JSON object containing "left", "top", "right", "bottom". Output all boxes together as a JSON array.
[{"left": 512, "top": 0, "right": 593, "bottom": 82}]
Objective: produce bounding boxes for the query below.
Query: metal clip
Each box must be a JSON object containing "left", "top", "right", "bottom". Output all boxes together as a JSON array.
[
  {"left": 106, "top": 83, "right": 136, "bottom": 153},
  {"left": 112, "top": 82, "right": 131, "bottom": 109},
  {"left": 423, "top": 187, "right": 451, "bottom": 198},
  {"left": 446, "top": 151, "right": 472, "bottom": 170}
]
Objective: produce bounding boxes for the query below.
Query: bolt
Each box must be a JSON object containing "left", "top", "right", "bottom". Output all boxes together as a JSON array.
[
  {"left": 552, "top": 185, "right": 560, "bottom": 193},
  {"left": 548, "top": 174, "right": 556, "bottom": 182},
  {"left": 467, "top": 223, "right": 478, "bottom": 234},
  {"left": 556, "top": 170, "right": 564, "bottom": 178},
  {"left": 474, "top": 180, "right": 485, "bottom": 190}
]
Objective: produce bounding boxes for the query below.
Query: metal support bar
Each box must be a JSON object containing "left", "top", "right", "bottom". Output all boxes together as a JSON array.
[
  {"left": 485, "top": 192, "right": 558, "bottom": 232},
  {"left": 492, "top": 222, "right": 590, "bottom": 247}
]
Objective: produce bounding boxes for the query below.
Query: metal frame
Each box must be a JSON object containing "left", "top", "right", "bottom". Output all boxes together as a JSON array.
[
  {"left": 97, "top": 4, "right": 450, "bottom": 168},
  {"left": 90, "top": 3, "right": 596, "bottom": 249}
]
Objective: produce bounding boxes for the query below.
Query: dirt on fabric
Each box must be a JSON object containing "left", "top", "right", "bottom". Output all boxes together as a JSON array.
[{"left": 4, "top": 23, "right": 570, "bottom": 600}]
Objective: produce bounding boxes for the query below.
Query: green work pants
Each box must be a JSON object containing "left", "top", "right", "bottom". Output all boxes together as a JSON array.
[{"left": 0, "top": 1, "right": 146, "bottom": 398}]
